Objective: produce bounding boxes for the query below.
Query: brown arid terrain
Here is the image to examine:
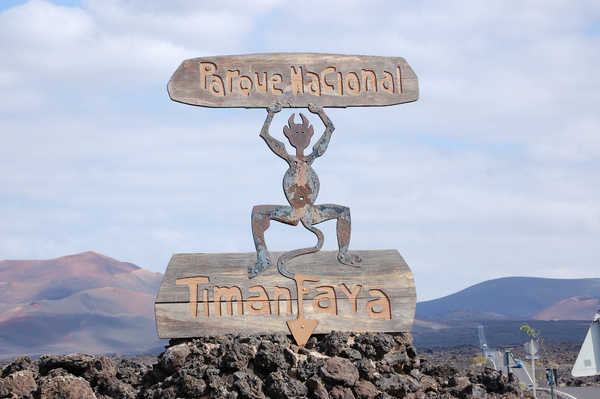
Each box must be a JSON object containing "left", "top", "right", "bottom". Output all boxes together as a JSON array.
[{"left": 0, "top": 251, "right": 165, "bottom": 358}]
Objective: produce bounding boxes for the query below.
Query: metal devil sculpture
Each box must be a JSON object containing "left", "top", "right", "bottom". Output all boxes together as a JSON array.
[{"left": 250, "top": 103, "right": 361, "bottom": 280}]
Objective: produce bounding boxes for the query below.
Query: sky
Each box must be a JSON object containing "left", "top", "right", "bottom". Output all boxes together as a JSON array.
[{"left": 0, "top": 0, "right": 599, "bottom": 301}]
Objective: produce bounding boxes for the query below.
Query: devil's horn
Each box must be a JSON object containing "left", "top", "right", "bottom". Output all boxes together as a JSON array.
[
  {"left": 288, "top": 114, "right": 296, "bottom": 127},
  {"left": 299, "top": 113, "right": 309, "bottom": 128}
]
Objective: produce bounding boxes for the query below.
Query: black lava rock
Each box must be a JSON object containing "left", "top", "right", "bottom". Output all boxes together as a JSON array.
[{"left": 0, "top": 331, "right": 527, "bottom": 399}]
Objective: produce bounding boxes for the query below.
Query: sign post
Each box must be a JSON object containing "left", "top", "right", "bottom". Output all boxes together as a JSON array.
[
  {"left": 155, "top": 53, "right": 419, "bottom": 346},
  {"left": 545, "top": 368, "right": 557, "bottom": 399},
  {"left": 504, "top": 350, "right": 511, "bottom": 377},
  {"left": 524, "top": 339, "right": 539, "bottom": 398}
]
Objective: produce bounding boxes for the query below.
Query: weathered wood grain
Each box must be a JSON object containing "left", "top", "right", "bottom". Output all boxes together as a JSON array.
[
  {"left": 155, "top": 250, "right": 416, "bottom": 339},
  {"left": 155, "top": 297, "right": 415, "bottom": 337},
  {"left": 168, "top": 53, "right": 418, "bottom": 108},
  {"left": 156, "top": 250, "right": 413, "bottom": 301}
]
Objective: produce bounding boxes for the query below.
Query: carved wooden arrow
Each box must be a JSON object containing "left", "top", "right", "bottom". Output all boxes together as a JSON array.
[{"left": 286, "top": 273, "right": 319, "bottom": 347}]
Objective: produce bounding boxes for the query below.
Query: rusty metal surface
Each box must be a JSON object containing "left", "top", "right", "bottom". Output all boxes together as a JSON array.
[{"left": 250, "top": 104, "right": 361, "bottom": 279}]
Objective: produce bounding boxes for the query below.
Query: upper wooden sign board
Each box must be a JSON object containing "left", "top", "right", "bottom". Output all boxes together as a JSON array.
[{"left": 168, "top": 53, "right": 419, "bottom": 108}]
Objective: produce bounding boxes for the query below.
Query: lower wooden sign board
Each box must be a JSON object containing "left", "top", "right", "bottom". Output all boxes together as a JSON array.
[{"left": 154, "top": 250, "right": 416, "bottom": 346}]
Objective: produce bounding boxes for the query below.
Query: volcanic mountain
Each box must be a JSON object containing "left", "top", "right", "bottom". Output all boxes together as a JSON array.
[
  {"left": 416, "top": 277, "right": 600, "bottom": 321},
  {"left": 412, "top": 277, "right": 600, "bottom": 348},
  {"left": 0, "top": 251, "right": 164, "bottom": 358}
]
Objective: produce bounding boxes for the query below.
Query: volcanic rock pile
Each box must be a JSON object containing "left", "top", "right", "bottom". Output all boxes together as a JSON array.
[{"left": 0, "top": 332, "right": 526, "bottom": 398}]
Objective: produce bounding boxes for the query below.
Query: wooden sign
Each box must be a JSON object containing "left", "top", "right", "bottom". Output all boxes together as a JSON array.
[
  {"left": 168, "top": 53, "right": 419, "bottom": 108},
  {"left": 154, "top": 250, "right": 416, "bottom": 345}
]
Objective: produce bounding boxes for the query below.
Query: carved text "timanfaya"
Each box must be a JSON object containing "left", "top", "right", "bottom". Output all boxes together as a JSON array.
[{"left": 175, "top": 274, "right": 391, "bottom": 320}]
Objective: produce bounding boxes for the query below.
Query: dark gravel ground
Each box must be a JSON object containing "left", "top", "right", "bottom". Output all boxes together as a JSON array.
[{"left": 420, "top": 343, "right": 600, "bottom": 388}]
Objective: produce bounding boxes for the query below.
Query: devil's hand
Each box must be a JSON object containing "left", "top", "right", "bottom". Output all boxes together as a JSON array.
[
  {"left": 267, "top": 104, "right": 281, "bottom": 114},
  {"left": 308, "top": 103, "right": 323, "bottom": 114}
]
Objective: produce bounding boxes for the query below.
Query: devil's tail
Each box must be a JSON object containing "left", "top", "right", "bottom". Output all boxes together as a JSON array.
[{"left": 277, "top": 222, "right": 324, "bottom": 280}]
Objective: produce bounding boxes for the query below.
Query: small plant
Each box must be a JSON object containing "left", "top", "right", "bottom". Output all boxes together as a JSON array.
[
  {"left": 471, "top": 356, "right": 487, "bottom": 366},
  {"left": 520, "top": 323, "right": 544, "bottom": 344}
]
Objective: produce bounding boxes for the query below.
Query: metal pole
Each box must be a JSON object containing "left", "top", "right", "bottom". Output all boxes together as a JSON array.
[
  {"left": 546, "top": 367, "right": 556, "bottom": 399},
  {"left": 551, "top": 368, "right": 557, "bottom": 399},
  {"left": 531, "top": 339, "right": 536, "bottom": 399}
]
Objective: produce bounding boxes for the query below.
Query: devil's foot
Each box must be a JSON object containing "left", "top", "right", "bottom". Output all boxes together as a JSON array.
[
  {"left": 337, "top": 251, "right": 362, "bottom": 266},
  {"left": 248, "top": 255, "right": 272, "bottom": 279}
]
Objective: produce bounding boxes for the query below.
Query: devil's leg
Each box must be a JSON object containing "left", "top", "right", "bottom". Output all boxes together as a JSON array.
[
  {"left": 250, "top": 205, "right": 296, "bottom": 278},
  {"left": 312, "top": 204, "right": 361, "bottom": 266}
]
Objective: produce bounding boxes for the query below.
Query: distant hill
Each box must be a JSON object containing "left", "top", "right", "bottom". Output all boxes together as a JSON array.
[
  {"left": 416, "top": 277, "right": 600, "bottom": 321},
  {"left": 0, "top": 251, "right": 164, "bottom": 358},
  {"left": 412, "top": 277, "right": 600, "bottom": 348},
  {"left": 533, "top": 296, "right": 600, "bottom": 321}
]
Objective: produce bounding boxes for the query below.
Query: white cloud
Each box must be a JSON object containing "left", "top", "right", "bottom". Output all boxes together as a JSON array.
[
  {"left": 0, "top": 0, "right": 274, "bottom": 106},
  {"left": 0, "top": 0, "right": 598, "bottom": 301}
]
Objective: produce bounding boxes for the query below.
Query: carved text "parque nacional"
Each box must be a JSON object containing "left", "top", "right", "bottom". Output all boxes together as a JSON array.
[{"left": 198, "top": 63, "right": 403, "bottom": 98}]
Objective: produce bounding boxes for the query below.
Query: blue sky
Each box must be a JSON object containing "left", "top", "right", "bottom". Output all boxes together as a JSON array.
[
  {"left": 1, "top": 0, "right": 599, "bottom": 301},
  {"left": 0, "top": 0, "right": 79, "bottom": 11}
]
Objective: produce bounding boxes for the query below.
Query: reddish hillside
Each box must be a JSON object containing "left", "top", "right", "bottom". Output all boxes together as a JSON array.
[
  {"left": 0, "top": 252, "right": 164, "bottom": 358},
  {"left": 0, "top": 251, "right": 158, "bottom": 303},
  {"left": 533, "top": 296, "right": 600, "bottom": 321}
]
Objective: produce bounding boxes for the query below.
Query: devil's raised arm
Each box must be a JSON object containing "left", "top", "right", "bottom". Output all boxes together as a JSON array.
[
  {"left": 260, "top": 105, "right": 289, "bottom": 162},
  {"left": 308, "top": 104, "right": 335, "bottom": 162}
]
